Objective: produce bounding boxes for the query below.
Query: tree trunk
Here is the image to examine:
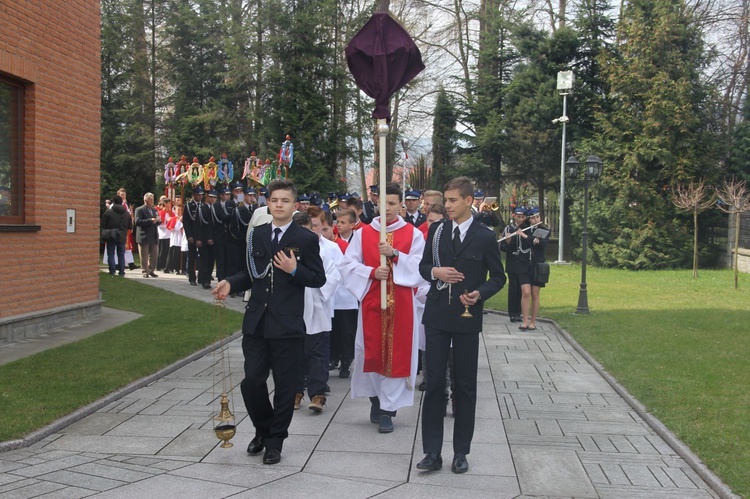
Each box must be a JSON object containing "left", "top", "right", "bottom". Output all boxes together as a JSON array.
[
  {"left": 734, "top": 211, "right": 740, "bottom": 289},
  {"left": 693, "top": 208, "right": 698, "bottom": 278}
]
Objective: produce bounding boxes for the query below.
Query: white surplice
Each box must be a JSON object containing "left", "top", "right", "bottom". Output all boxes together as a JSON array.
[{"left": 338, "top": 216, "right": 429, "bottom": 412}]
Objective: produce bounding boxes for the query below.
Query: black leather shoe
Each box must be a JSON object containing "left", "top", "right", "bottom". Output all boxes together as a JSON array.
[
  {"left": 378, "top": 415, "right": 394, "bottom": 433},
  {"left": 451, "top": 453, "right": 469, "bottom": 473},
  {"left": 263, "top": 447, "right": 281, "bottom": 464},
  {"left": 189, "top": 281, "right": 197, "bottom": 286},
  {"left": 202, "top": 283, "right": 211, "bottom": 289},
  {"left": 149, "top": 272, "right": 158, "bottom": 277},
  {"left": 416, "top": 453, "right": 442, "bottom": 470},
  {"left": 246, "top": 435, "right": 264, "bottom": 455}
]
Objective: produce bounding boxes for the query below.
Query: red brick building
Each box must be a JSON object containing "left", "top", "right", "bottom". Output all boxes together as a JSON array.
[{"left": 0, "top": 1, "right": 102, "bottom": 341}]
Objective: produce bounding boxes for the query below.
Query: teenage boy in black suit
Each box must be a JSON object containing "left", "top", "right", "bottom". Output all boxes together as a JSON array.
[
  {"left": 417, "top": 176, "right": 506, "bottom": 474},
  {"left": 213, "top": 179, "right": 326, "bottom": 465}
]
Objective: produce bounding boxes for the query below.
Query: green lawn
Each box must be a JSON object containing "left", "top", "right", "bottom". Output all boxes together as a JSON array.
[
  {"left": 0, "top": 275, "right": 243, "bottom": 442},
  {"left": 485, "top": 265, "right": 750, "bottom": 497}
]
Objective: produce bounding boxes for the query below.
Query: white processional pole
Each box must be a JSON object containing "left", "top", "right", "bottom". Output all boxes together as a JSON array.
[{"left": 377, "top": 118, "right": 389, "bottom": 310}]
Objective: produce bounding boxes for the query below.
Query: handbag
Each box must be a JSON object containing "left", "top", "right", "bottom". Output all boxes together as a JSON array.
[
  {"left": 101, "top": 228, "right": 119, "bottom": 242},
  {"left": 534, "top": 262, "right": 550, "bottom": 284}
]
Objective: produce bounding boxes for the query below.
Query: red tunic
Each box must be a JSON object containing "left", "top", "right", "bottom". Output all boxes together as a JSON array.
[{"left": 359, "top": 222, "right": 415, "bottom": 378}]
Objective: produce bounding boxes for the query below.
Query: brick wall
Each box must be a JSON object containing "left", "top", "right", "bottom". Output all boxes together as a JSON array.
[{"left": 0, "top": 1, "right": 101, "bottom": 318}]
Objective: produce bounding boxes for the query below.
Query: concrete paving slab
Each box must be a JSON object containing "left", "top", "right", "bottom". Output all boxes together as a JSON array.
[
  {"left": 156, "top": 429, "right": 220, "bottom": 458},
  {"left": 513, "top": 446, "right": 597, "bottom": 497},
  {"left": 550, "top": 371, "right": 617, "bottom": 393},
  {"left": 304, "top": 450, "right": 412, "bottom": 482},
  {"left": 34, "top": 469, "right": 125, "bottom": 491},
  {"left": 316, "top": 422, "right": 415, "bottom": 454},
  {"left": 408, "top": 472, "right": 521, "bottom": 495},
  {"left": 230, "top": 471, "right": 391, "bottom": 498},
  {"left": 44, "top": 435, "right": 173, "bottom": 455},
  {"left": 33, "top": 485, "right": 98, "bottom": 498},
  {"left": 91, "top": 473, "right": 246, "bottom": 498},
  {"left": 490, "top": 364, "right": 542, "bottom": 383},
  {"left": 169, "top": 462, "right": 296, "bottom": 488},
  {"left": 375, "top": 482, "right": 511, "bottom": 499},
  {"left": 60, "top": 412, "right": 133, "bottom": 435},
  {"left": 0, "top": 478, "right": 68, "bottom": 497}
]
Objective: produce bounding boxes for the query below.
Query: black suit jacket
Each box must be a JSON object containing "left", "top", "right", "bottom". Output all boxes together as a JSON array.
[
  {"left": 420, "top": 219, "right": 506, "bottom": 333},
  {"left": 406, "top": 211, "right": 426, "bottom": 227},
  {"left": 226, "top": 222, "right": 326, "bottom": 339}
]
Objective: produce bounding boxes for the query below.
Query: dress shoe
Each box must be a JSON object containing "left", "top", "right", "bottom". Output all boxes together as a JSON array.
[
  {"left": 509, "top": 316, "right": 519, "bottom": 322},
  {"left": 294, "top": 392, "right": 303, "bottom": 410},
  {"left": 418, "top": 380, "right": 427, "bottom": 391},
  {"left": 324, "top": 384, "right": 331, "bottom": 393},
  {"left": 451, "top": 453, "right": 469, "bottom": 473},
  {"left": 378, "top": 414, "right": 394, "bottom": 433},
  {"left": 308, "top": 394, "right": 326, "bottom": 412},
  {"left": 416, "top": 453, "right": 442, "bottom": 470},
  {"left": 339, "top": 366, "right": 350, "bottom": 379},
  {"left": 328, "top": 361, "right": 339, "bottom": 371},
  {"left": 246, "top": 435, "right": 264, "bottom": 455},
  {"left": 128, "top": 263, "right": 137, "bottom": 270},
  {"left": 149, "top": 272, "right": 158, "bottom": 278},
  {"left": 262, "top": 448, "right": 281, "bottom": 464},
  {"left": 189, "top": 281, "right": 197, "bottom": 286},
  {"left": 202, "top": 283, "right": 211, "bottom": 289}
]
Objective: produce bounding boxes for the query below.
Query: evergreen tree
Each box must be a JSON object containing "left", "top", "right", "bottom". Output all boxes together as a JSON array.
[
  {"left": 728, "top": 80, "right": 750, "bottom": 181},
  {"left": 502, "top": 25, "right": 578, "bottom": 210},
  {"left": 581, "top": 0, "right": 719, "bottom": 269},
  {"left": 101, "top": 0, "right": 158, "bottom": 198},
  {"left": 431, "top": 87, "right": 458, "bottom": 189}
]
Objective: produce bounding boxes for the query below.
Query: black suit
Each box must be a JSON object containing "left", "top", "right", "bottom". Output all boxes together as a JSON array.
[
  {"left": 210, "top": 201, "right": 232, "bottom": 281},
  {"left": 183, "top": 199, "right": 203, "bottom": 284},
  {"left": 420, "top": 218, "right": 506, "bottom": 455},
  {"left": 226, "top": 222, "right": 326, "bottom": 452},
  {"left": 405, "top": 211, "right": 426, "bottom": 227}
]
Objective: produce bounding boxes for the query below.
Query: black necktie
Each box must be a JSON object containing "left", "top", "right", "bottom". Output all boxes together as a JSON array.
[
  {"left": 453, "top": 226, "right": 462, "bottom": 254},
  {"left": 272, "top": 227, "right": 282, "bottom": 253},
  {"left": 407, "top": 214, "right": 414, "bottom": 224}
]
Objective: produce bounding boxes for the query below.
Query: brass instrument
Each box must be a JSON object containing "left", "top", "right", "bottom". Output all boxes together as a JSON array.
[{"left": 329, "top": 198, "right": 339, "bottom": 210}]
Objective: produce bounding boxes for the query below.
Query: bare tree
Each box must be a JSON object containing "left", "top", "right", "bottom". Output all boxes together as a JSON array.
[
  {"left": 672, "top": 181, "right": 716, "bottom": 278},
  {"left": 716, "top": 178, "right": 750, "bottom": 288}
]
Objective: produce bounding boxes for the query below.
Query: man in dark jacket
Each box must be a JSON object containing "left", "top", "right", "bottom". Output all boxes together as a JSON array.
[
  {"left": 101, "top": 195, "right": 133, "bottom": 276},
  {"left": 213, "top": 179, "right": 326, "bottom": 466},
  {"left": 417, "top": 176, "right": 506, "bottom": 475},
  {"left": 134, "top": 192, "right": 161, "bottom": 278}
]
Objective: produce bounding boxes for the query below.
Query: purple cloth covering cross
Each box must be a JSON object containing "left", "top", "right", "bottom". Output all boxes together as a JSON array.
[{"left": 345, "top": 13, "right": 425, "bottom": 120}]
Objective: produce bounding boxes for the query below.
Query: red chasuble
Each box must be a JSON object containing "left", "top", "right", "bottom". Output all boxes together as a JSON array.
[{"left": 360, "top": 222, "right": 414, "bottom": 378}]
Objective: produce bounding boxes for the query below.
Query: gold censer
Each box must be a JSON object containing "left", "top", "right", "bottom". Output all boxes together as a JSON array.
[{"left": 213, "top": 393, "right": 236, "bottom": 448}]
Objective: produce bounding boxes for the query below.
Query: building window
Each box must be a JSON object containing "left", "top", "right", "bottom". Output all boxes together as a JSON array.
[{"left": 0, "top": 76, "right": 23, "bottom": 223}]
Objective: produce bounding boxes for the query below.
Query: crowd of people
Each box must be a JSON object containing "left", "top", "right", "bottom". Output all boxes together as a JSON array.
[{"left": 100, "top": 176, "right": 550, "bottom": 472}]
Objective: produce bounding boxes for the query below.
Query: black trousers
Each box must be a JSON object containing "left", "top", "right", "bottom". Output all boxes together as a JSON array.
[
  {"left": 331, "top": 309, "right": 357, "bottom": 367},
  {"left": 200, "top": 243, "right": 215, "bottom": 285},
  {"left": 165, "top": 246, "right": 181, "bottom": 273},
  {"left": 297, "top": 332, "right": 328, "bottom": 398},
  {"left": 227, "top": 239, "right": 246, "bottom": 277},
  {"left": 422, "top": 327, "right": 479, "bottom": 455},
  {"left": 157, "top": 238, "right": 170, "bottom": 270},
  {"left": 240, "top": 331, "right": 304, "bottom": 452},
  {"left": 507, "top": 272, "right": 522, "bottom": 318},
  {"left": 187, "top": 241, "right": 199, "bottom": 283},
  {"left": 214, "top": 242, "right": 228, "bottom": 281}
]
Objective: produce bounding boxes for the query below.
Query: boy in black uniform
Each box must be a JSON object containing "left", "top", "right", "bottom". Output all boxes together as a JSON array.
[
  {"left": 417, "top": 176, "right": 506, "bottom": 474},
  {"left": 213, "top": 179, "right": 326, "bottom": 465}
]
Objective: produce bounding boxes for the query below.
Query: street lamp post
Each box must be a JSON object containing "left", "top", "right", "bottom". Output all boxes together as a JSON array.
[
  {"left": 567, "top": 155, "right": 603, "bottom": 314},
  {"left": 555, "top": 70, "right": 574, "bottom": 264}
]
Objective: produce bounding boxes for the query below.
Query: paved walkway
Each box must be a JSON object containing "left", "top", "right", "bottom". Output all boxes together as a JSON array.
[{"left": 0, "top": 269, "right": 735, "bottom": 498}]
